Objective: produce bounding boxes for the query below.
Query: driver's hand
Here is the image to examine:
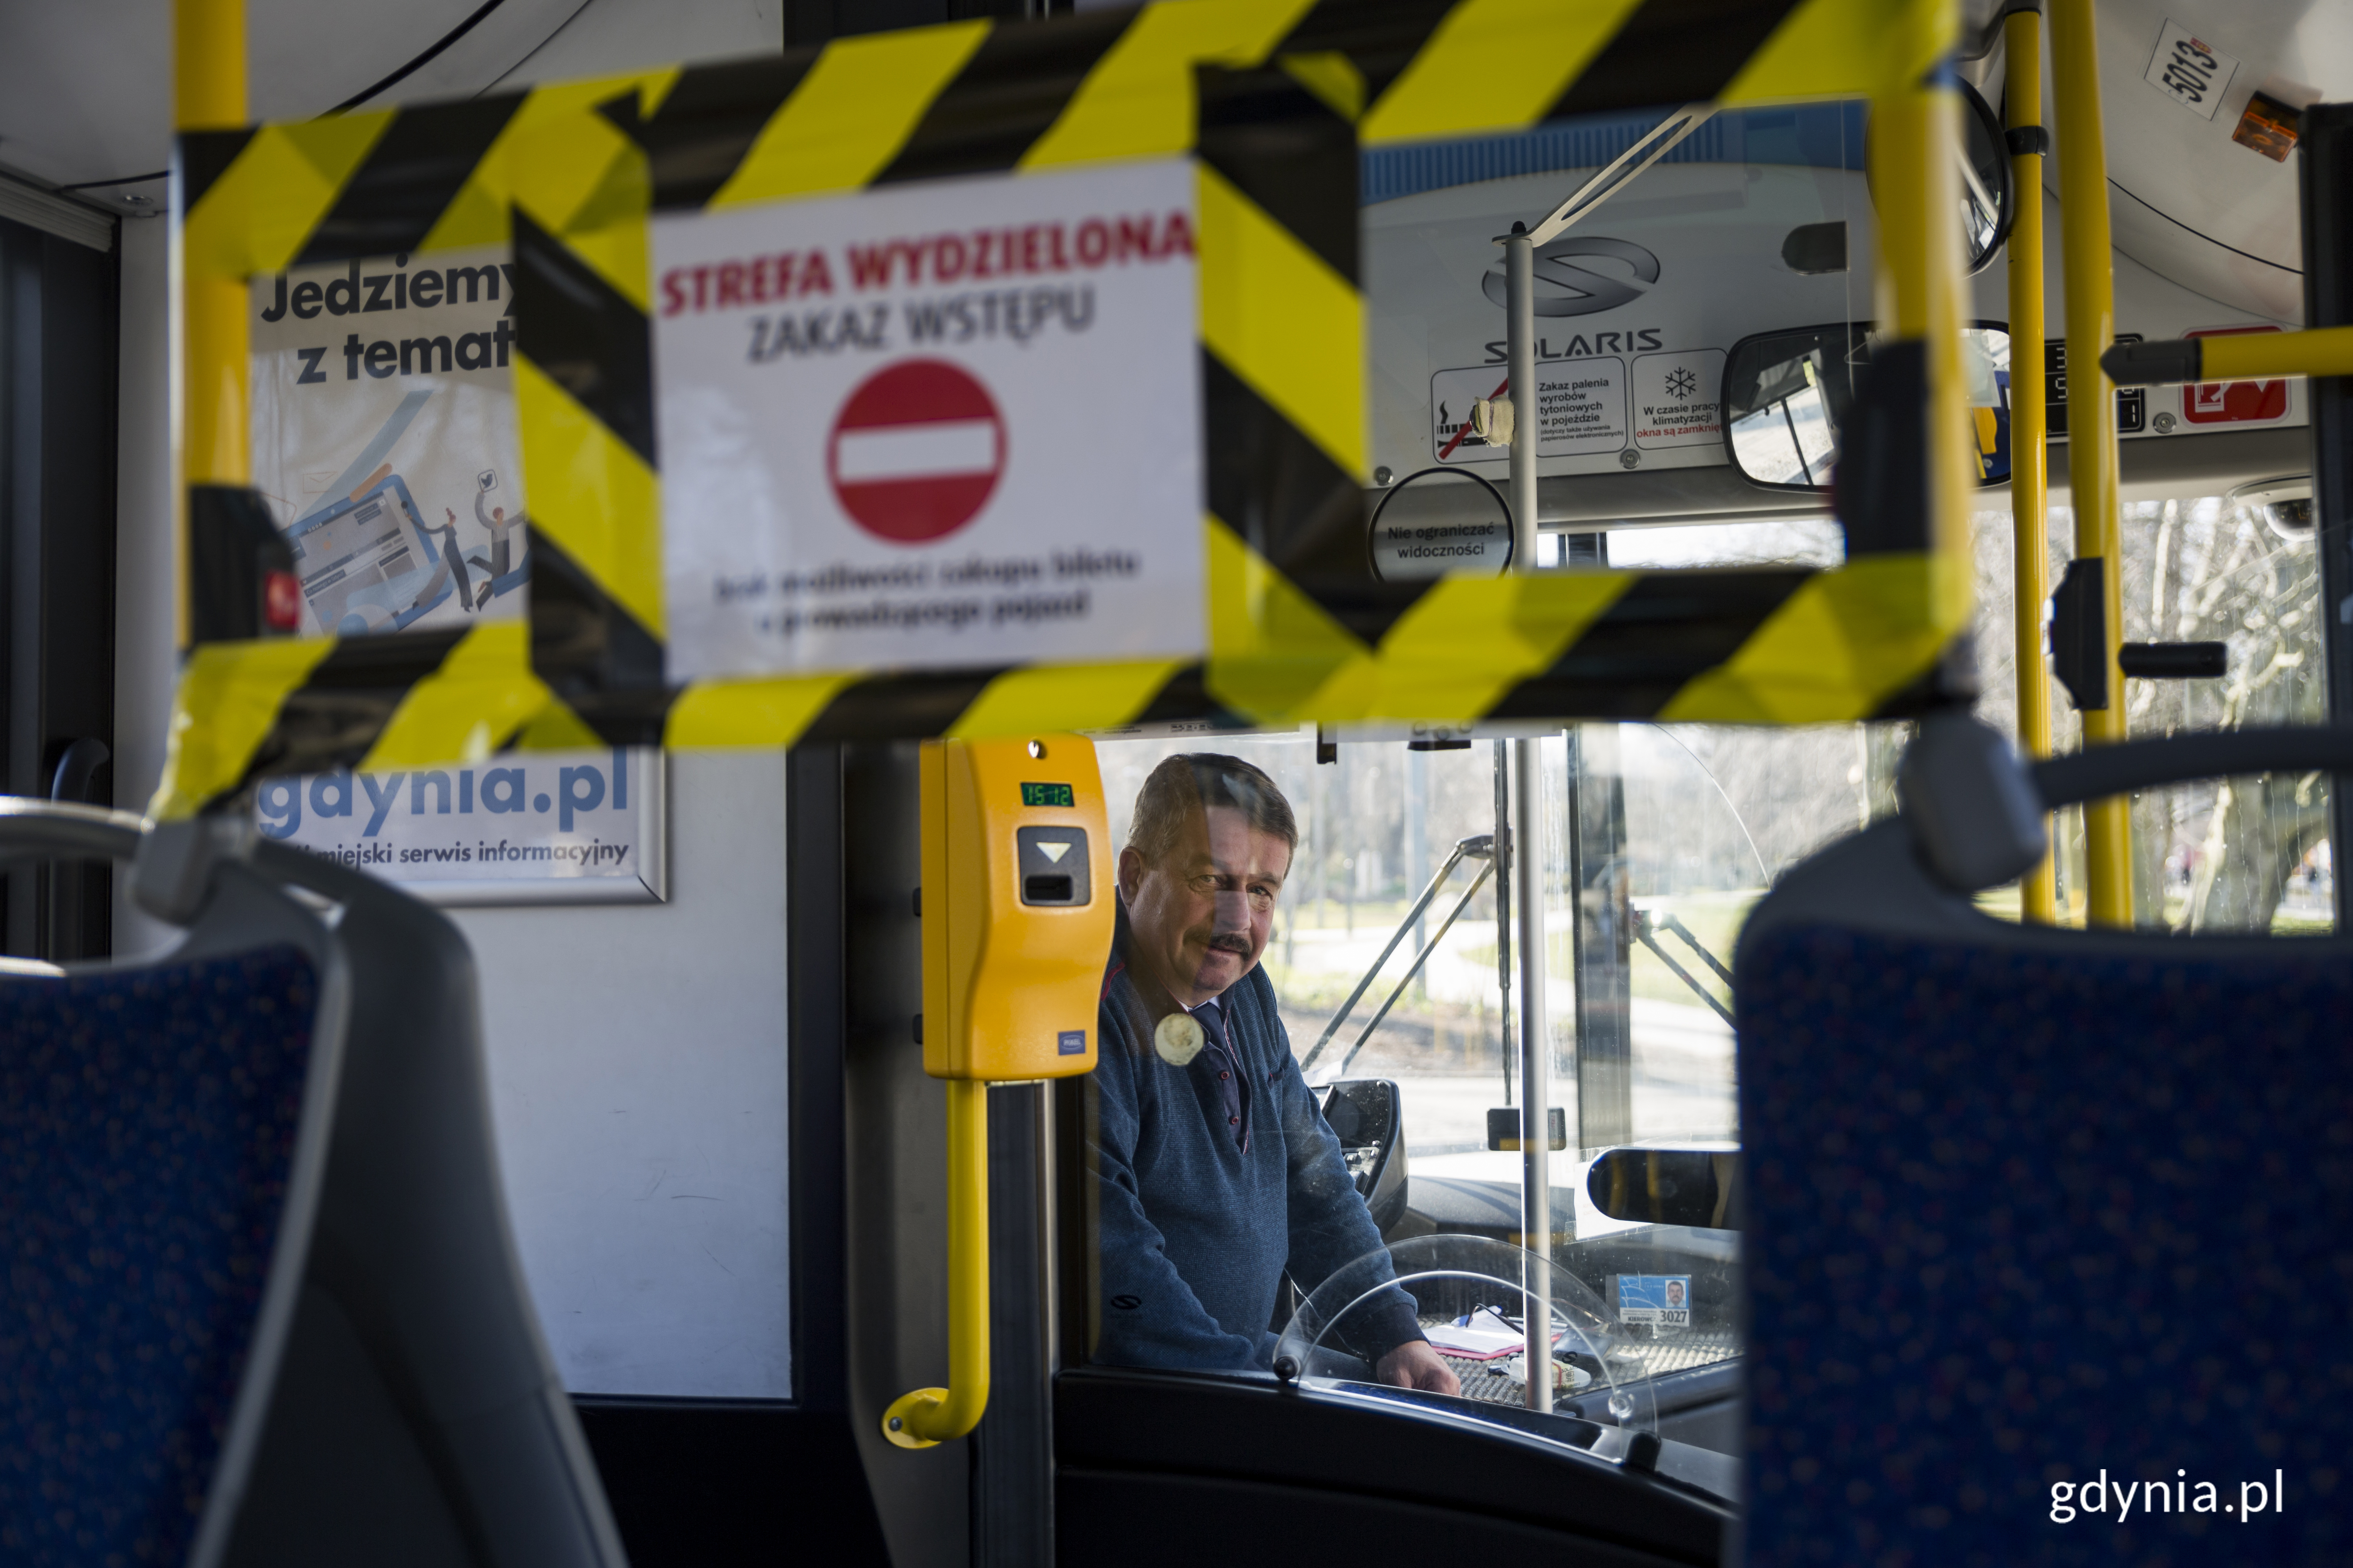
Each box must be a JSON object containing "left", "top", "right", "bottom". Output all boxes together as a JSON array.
[{"left": 1376, "top": 1338, "right": 1460, "bottom": 1396}]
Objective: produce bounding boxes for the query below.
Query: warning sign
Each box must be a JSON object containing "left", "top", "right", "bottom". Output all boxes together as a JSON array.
[
  {"left": 2182, "top": 325, "right": 2291, "bottom": 426},
  {"left": 1632, "top": 349, "right": 1725, "bottom": 449},
  {"left": 826, "top": 360, "right": 1006, "bottom": 542},
  {"left": 1430, "top": 357, "right": 1628, "bottom": 463},
  {"left": 654, "top": 158, "right": 1202, "bottom": 680},
  {"left": 1539, "top": 359, "right": 1628, "bottom": 453},
  {"left": 1430, "top": 367, "right": 1508, "bottom": 461}
]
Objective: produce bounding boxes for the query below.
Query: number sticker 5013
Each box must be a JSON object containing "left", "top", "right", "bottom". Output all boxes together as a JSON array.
[{"left": 2144, "top": 17, "right": 2239, "bottom": 122}]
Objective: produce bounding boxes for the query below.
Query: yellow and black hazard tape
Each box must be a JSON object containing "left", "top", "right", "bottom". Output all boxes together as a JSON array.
[{"left": 161, "top": 0, "right": 1962, "bottom": 818}]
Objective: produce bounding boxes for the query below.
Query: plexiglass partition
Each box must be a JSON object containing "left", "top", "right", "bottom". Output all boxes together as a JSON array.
[{"left": 1273, "top": 1234, "right": 1658, "bottom": 1433}]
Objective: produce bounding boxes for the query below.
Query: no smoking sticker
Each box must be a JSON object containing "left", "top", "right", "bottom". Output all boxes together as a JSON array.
[
  {"left": 1430, "top": 357, "right": 1628, "bottom": 462},
  {"left": 653, "top": 158, "right": 1203, "bottom": 681}
]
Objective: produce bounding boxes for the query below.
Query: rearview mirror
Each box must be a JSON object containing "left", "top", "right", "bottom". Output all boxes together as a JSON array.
[
  {"left": 1958, "top": 79, "right": 2016, "bottom": 276},
  {"left": 1585, "top": 1147, "right": 1739, "bottom": 1230},
  {"left": 1865, "top": 80, "right": 2015, "bottom": 275},
  {"left": 1722, "top": 322, "right": 2012, "bottom": 492}
]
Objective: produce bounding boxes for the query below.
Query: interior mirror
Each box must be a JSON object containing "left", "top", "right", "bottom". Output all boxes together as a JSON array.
[
  {"left": 1958, "top": 79, "right": 2016, "bottom": 275},
  {"left": 1722, "top": 323, "right": 1868, "bottom": 490},
  {"left": 1865, "top": 81, "right": 2015, "bottom": 274},
  {"left": 1585, "top": 1147, "right": 1740, "bottom": 1230},
  {"left": 1722, "top": 322, "right": 2012, "bottom": 492},
  {"left": 1322, "top": 1079, "right": 1409, "bottom": 1235},
  {"left": 1958, "top": 325, "right": 2013, "bottom": 485}
]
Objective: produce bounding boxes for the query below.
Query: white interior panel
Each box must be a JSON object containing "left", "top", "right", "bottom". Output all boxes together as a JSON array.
[{"left": 457, "top": 747, "right": 793, "bottom": 1398}]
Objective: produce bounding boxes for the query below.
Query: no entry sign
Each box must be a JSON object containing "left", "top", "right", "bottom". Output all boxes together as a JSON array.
[
  {"left": 828, "top": 360, "right": 1006, "bottom": 544},
  {"left": 653, "top": 158, "right": 1203, "bottom": 681}
]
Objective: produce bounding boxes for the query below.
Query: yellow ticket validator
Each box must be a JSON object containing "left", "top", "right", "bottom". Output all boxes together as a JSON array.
[{"left": 918, "top": 734, "right": 1113, "bottom": 1081}]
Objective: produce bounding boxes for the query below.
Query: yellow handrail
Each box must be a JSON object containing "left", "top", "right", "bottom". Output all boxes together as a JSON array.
[
  {"left": 2103, "top": 324, "right": 2353, "bottom": 384},
  {"left": 2006, "top": 8, "right": 2057, "bottom": 925},
  {"left": 2049, "top": 0, "right": 2133, "bottom": 929},
  {"left": 175, "top": 0, "right": 251, "bottom": 650},
  {"left": 882, "top": 1078, "right": 991, "bottom": 1448},
  {"left": 1864, "top": 41, "right": 1971, "bottom": 674}
]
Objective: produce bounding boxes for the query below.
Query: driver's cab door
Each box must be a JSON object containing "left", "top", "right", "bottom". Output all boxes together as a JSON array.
[{"left": 1054, "top": 730, "right": 1745, "bottom": 1567}]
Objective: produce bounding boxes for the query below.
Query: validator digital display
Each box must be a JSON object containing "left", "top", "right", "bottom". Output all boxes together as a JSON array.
[{"left": 1020, "top": 782, "right": 1075, "bottom": 809}]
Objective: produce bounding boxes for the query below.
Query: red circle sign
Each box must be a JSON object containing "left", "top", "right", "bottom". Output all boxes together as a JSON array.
[{"left": 826, "top": 360, "right": 1007, "bottom": 544}]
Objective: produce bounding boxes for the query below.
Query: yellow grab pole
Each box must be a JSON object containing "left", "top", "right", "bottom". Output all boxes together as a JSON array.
[
  {"left": 2202, "top": 325, "right": 2353, "bottom": 379},
  {"left": 175, "top": 0, "right": 250, "bottom": 649},
  {"left": 2006, "top": 8, "right": 2057, "bottom": 924},
  {"left": 2104, "top": 325, "right": 2353, "bottom": 384},
  {"left": 882, "top": 1078, "right": 991, "bottom": 1447},
  {"left": 2048, "top": 0, "right": 2133, "bottom": 928},
  {"left": 893, "top": 735, "right": 1106, "bottom": 1450},
  {"left": 1866, "top": 60, "right": 1972, "bottom": 657}
]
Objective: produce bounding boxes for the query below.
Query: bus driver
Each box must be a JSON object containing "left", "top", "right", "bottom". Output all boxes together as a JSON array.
[{"left": 1091, "top": 754, "right": 1458, "bottom": 1393}]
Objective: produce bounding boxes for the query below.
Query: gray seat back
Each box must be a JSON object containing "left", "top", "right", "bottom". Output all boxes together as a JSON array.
[
  {"left": 218, "top": 840, "right": 629, "bottom": 1567},
  {"left": 1734, "top": 723, "right": 2353, "bottom": 1565},
  {"left": 0, "top": 798, "right": 626, "bottom": 1567},
  {"left": 0, "top": 801, "right": 349, "bottom": 1568}
]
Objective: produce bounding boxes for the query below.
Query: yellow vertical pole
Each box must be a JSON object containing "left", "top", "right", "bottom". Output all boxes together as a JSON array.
[
  {"left": 175, "top": 0, "right": 249, "bottom": 647},
  {"left": 2048, "top": 0, "right": 2133, "bottom": 928},
  {"left": 1867, "top": 57, "right": 1972, "bottom": 674},
  {"left": 936, "top": 1076, "right": 992, "bottom": 1439},
  {"left": 883, "top": 1077, "right": 992, "bottom": 1446},
  {"left": 2006, "top": 9, "right": 2058, "bottom": 924}
]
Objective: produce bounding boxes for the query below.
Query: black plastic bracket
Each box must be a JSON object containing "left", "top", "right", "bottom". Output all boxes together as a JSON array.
[
  {"left": 2003, "top": 125, "right": 2049, "bottom": 158},
  {"left": 2100, "top": 336, "right": 2203, "bottom": 387},
  {"left": 2119, "top": 642, "right": 2229, "bottom": 679},
  {"left": 187, "top": 484, "right": 295, "bottom": 645},
  {"left": 2049, "top": 557, "right": 2108, "bottom": 711},
  {"left": 1832, "top": 339, "right": 1931, "bottom": 556},
  {"left": 2051, "top": 558, "right": 2232, "bottom": 709}
]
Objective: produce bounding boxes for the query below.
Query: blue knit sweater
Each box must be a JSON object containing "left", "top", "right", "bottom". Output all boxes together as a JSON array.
[{"left": 1090, "top": 932, "right": 1417, "bottom": 1371}]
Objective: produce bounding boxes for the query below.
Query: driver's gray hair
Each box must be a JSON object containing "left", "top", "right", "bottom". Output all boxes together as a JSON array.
[{"left": 1127, "top": 754, "right": 1298, "bottom": 868}]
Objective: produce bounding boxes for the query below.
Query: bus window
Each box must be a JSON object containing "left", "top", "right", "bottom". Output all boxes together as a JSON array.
[
  {"left": 1971, "top": 492, "right": 2331, "bottom": 932},
  {"left": 1079, "top": 726, "right": 1835, "bottom": 1441}
]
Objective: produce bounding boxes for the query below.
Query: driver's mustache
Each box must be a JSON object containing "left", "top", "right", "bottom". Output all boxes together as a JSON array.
[{"left": 1205, "top": 931, "right": 1252, "bottom": 955}]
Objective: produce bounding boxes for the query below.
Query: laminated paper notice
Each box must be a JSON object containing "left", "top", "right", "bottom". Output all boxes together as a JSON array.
[{"left": 653, "top": 158, "right": 1205, "bottom": 681}]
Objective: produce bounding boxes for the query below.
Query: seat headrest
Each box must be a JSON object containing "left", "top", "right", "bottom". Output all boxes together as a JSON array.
[{"left": 1894, "top": 713, "right": 2048, "bottom": 893}]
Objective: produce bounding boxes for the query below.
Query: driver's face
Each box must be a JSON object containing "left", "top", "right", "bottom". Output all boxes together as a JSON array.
[{"left": 1119, "top": 805, "right": 1289, "bottom": 1009}]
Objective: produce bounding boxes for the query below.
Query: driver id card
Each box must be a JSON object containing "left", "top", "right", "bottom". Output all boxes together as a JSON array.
[{"left": 1616, "top": 1274, "right": 1692, "bottom": 1333}]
